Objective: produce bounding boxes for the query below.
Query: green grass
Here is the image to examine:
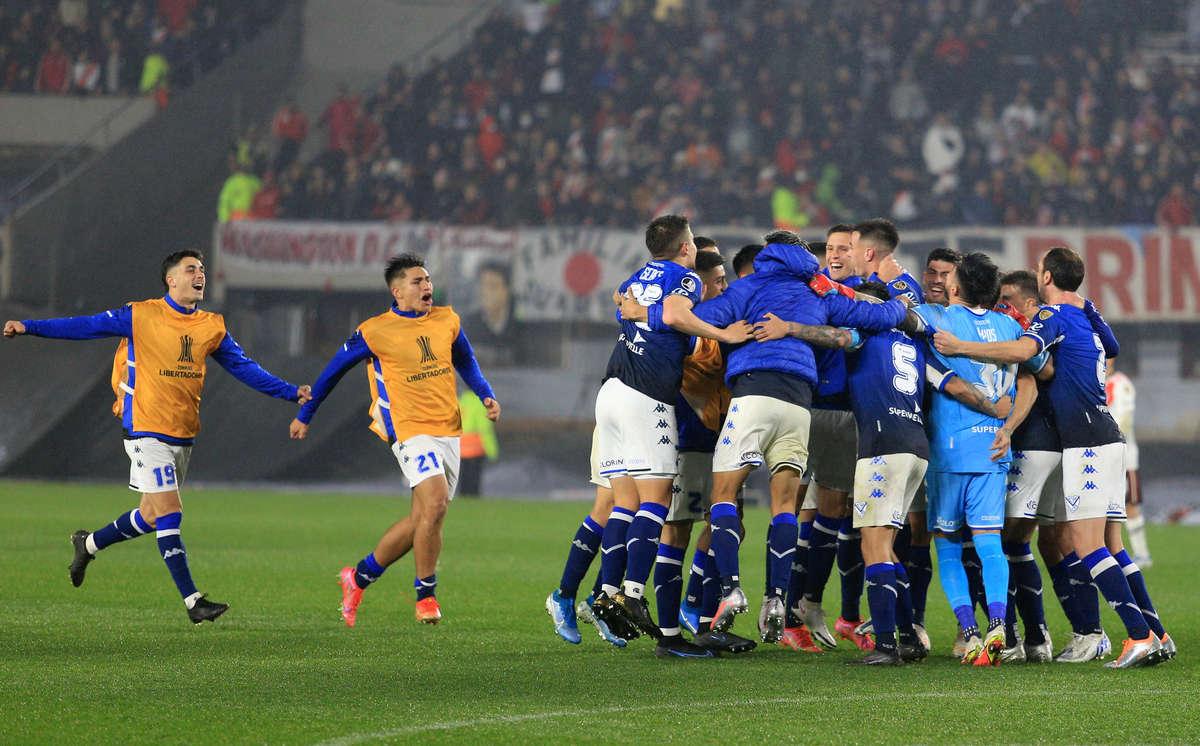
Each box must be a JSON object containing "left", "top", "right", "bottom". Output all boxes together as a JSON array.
[{"left": 1, "top": 481, "right": 1198, "bottom": 745}]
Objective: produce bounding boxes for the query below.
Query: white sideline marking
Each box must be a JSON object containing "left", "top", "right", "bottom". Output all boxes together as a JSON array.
[{"left": 309, "top": 689, "right": 1176, "bottom": 745}]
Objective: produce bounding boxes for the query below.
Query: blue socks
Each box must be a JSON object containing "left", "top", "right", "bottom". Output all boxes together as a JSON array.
[
  {"left": 905, "top": 544, "right": 932, "bottom": 627},
  {"left": 934, "top": 535, "right": 978, "bottom": 634},
  {"left": 355, "top": 552, "right": 386, "bottom": 590},
  {"left": 1114, "top": 550, "right": 1165, "bottom": 638},
  {"left": 865, "top": 563, "right": 898, "bottom": 654},
  {"left": 768, "top": 513, "right": 799, "bottom": 599},
  {"left": 893, "top": 562, "right": 915, "bottom": 632},
  {"left": 785, "top": 520, "right": 811, "bottom": 624},
  {"left": 415, "top": 574, "right": 436, "bottom": 601},
  {"left": 973, "top": 533, "right": 1009, "bottom": 624},
  {"left": 1083, "top": 548, "right": 1151, "bottom": 640},
  {"left": 90, "top": 509, "right": 152, "bottom": 553},
  {"left": 599, "top": 507, "right": 635, "bottom": 596},
  {"left": 653, "top": 543, "right": 686, "bottom": 637},
  {"left": 803, "top": 513, "right": 840, "bottom": 604},
  {"left": 684, "top": 549, "right": 707, "bottom": 608},
  {"left": 1048, "top": 558, "right": 1086, "bottom": 634},
  {"left": 710, "top": 502, "right": 742, "bottom": 596},
  {"left": 155, "top": 512, "right": 198, "bottom": 604},
  {"left": 837, "top": 517, "right": 864, "bottom": 620},
  {"left": 1004, "top": 541, "right": 1048, "bottom": 645},
  {"left": 622, "top": 502, "right": 669, "bottom": 598},
  {"left": 1066, "top": 551, "right": 1103, "bottom": 634},
  {"left": 559, "top": 516, "right": 604, "bottom": 598}
]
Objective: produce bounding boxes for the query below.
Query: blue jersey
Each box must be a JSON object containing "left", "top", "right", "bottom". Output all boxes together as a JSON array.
[
  {"left": 869, "top": 269, "right": 925, "bottom": 305},
  {"left": 811, "top": 271, "right": 858, "bottom": 410},
  {"left": 847, "top": 329, "right": 929, "bottom": 460},
  {"left": 914, "top": 304, "right": 1028, "bottom": 473},
  {"left": 1011, "top": 379, "right": 1061, "bottom": 453},
  {"left": 1023, "top": 304, "right": 1123, "bottom": 449},
  {"left": 676, "top": 392, "right": 717, "bottom": 452},
  {"left": 604, "top": 260, "right": 702, "bottom": 404}
]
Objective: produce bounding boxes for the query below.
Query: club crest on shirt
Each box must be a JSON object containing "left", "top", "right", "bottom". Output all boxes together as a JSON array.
[
  {"left": 1038, "top": 309, "right": 1053, "bottom": 320},
  {"left": 892, "top": 281, "right": 907, "bottom": 290}
]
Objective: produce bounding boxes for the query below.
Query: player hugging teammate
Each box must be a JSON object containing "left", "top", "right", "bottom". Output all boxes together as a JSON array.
[{"left": 544, "top": 218, "right": 1173, "bottom": 669}]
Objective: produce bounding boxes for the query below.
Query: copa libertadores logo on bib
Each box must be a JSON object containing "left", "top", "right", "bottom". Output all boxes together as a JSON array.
[
  {"left": 178, "top": 335, "right": 194, "bottom": 363},
  {"left": 417, "top": 335, "right": 437, "bottom": 364}
]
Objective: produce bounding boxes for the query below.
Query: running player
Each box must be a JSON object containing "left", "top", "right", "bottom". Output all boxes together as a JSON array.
[
  {"left": 592, "top": 215, "right": 751, "bottom": 659},
  {"left": 290, "top": 253, "right": 499, "bottom": 627},
  {"left": 691, "top": 232, "right": 910, "bottom": 642},
  {"left": 1108, "top": 361, "right": 1150, "bottom": 566},
  {"left": 4, "top": 249, "right": 310, "bottom": 624},
  {"left": 933, "top": 246, "right": 1172, "bottom": 667},
  {"left": 912, "top": 252, "right": 1041, "bottom": 666}
]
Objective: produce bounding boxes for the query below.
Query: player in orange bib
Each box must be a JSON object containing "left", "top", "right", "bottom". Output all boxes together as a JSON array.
[
  {"left": 3, "top": 249, "right": 311, "bottom": 624},
  {"left": 290, "top": 253, "right": 499, "bottom": 627}
]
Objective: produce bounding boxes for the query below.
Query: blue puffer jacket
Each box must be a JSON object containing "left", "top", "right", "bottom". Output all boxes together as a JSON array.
[{"left": 693, "top": 243, "right": 908, "bottom": 387}]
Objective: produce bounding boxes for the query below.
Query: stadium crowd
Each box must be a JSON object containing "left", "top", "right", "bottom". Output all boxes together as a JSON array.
[
  {"left": 227, "top": 0, "right": 1200, "bottom": 230},
  {"left": 0, "top": 0, "right": 281, "bottom": 96}
]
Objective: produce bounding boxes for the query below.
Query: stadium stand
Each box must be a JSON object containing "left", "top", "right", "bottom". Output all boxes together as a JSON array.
[{"left": 233, "top": 0, "right": 1198, "bottom": 230}]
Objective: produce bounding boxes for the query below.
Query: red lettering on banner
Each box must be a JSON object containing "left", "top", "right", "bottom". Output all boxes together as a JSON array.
[
  {"left": 1143, "top": 234, "right": 1162, "bottom": 313},
  {"left": 1170, "top": 235, "right": 1200, "bottom": 313},
  {"left": 363, "top": 233, "right": 380, "bottom": 265},
  {"left": 1084, "top": 237, "right": 1135, "bottom": 314},
  {"left": 1025, "top": 237, "right": 1066, "bottom": 272}
]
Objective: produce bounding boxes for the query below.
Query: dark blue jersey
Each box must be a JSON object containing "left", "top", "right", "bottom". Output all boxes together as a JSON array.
[
  {"left": 869, "top": 269, "right": 925, "bottom": 305},
  {"left": 812, "top": 271, "right": 858, "bottom": 410},
  {"left": 847, "top": 329, "right": 929, "bottom": 460},
  {"left": 604, "top": 260, "right": 702, "bottom": 404},
  {"left": 1011, "top": 379, "right": 1061, "bottom": 453},
  {"left": 676, "top": 392, "right": 718, "bottom": 452},
  {"left": 1023, "top": 304, "right": 1123, "bottom": 449}
]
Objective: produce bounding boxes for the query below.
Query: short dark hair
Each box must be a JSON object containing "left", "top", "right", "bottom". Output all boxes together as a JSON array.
[
  {"left": 854, "top": 218, "right": 900, "bottom": 254},
  {"left": 762, "top": 229, "right": 803, "bottom": 246},
  {"left": 645, "top": 214, "right": 691, "bottom": 259},
  {"left": 807, "top": 241, "right": 826, "bottom": 258},
  {"left": 855, "top": 280, "right": 891, "bottom": 302},
  {"left": 732, "top": 244, "right": 764, "bottom": 276},
  {"left": 1000, "top": 270, "right": 1040, "bottom": 304},
  {"left": 953, "top": 252, "right": 1002, "bottom": 308},
  {"left": 1042, "top": 246, "right": 1084, "bottom": 292},
  {"left": 925, "top": 247, "right": 962, "bottom": 267},
  {"left": 694, "top": 235, "right": 718, "bottom": 251},
  {"left": 385, "top": 253, "right": 426, "bottom": 285},
  {"left": 161, "top": 249, "right": 204, "bottom": 289},
  {"left": 827, "top": 223, "right": 855, "bottom": 237},
  {"left": 695, "top": 250, "right": 726, "bottom": 274}
]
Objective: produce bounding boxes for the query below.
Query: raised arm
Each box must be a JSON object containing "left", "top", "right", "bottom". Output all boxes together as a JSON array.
[
  {"left": 210, "top": 333, "right": 307, "bottom": 403},
  {"left": 451, "top": 328, "right": 499, "bottom": 421},
  {"left": 292, "top": 331, "right": 375, "bottom": 434},
  {"left": 5, "top": 306, "right": 133, "bottom": 340}
]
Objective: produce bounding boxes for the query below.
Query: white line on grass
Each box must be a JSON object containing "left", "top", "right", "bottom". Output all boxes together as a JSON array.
[{"left": 309, "top": 688, "right": 1178, "bottom": 746}]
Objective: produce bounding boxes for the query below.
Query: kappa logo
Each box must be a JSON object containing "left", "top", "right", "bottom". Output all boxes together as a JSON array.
[
  {"left": 869, "top": 489, "right": 884, "bottom": 499},
  {"left": 134, "top": 446, "right": 141, "bottom": 454},
  {"left": 1083, "top": 481, "right": 1097, "bottom": 490},
  {"left": 656, "top": 419, "right": 669, "bottom": 429},
  {"left": 1066, "top": 494, "right": 1081, "bottom": 512},
  {"left": 1007, "top": 482, "right": 1019, "bottom": 492},
  {"left": 854, "top": 501, "right": 868, "bottom": 518},
  {"left": 870, "top": 456, "right": 886, "bottom": 465},
  {"left": 1083, "top": 448, "right": 1097, "bottom": 458},
  {"left": 136, "top": 461, "right": 144, "bottom": 468},
  {"left": 731, "top": 404, "right": 738, "bottom": 413},
  {"left": 1013, "top": 450, "right": 1025, "bottom": 459},
  {"left": 726, "top": 421, "right": 735, "bottom": 430},
  {"left": 1083, "top": 465, "right": 1097, "bottom": 474},
  {"left": 868, "top": 472, "right": 885, "bottom": 482},
  {"left": 721, "top": 437, "right": 731, "bottom": 445},
  {"left": 162, "top": 548, "right": 185, "bottom": 559},
  {"left": 1009, "top": 466, "right": 1023, "bottom": 477},
  {"left": 654, "top": 403, "right": 667, "bottom": 413},
  {"left": 177, "top": 335, "right": 195, "bottom": 363},
  {"left": 571, "top": 539, "right": 596, "bottom": 554},
  {"left": 417, "top": 335, "right": 437, "bottom": 364},
  {"left": 658, "top": 435, "right": 672, "bottom": 445},
  {"left": 672, "top": 483, "right": 682, "bottom": 495}
]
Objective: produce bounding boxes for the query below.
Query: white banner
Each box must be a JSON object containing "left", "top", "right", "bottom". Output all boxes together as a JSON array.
[{"left": 214, "top": 221, "right": 1200, "bottom": 322}]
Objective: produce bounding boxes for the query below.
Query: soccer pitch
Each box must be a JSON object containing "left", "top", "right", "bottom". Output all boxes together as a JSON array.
[{"left": 1, "top": 482, "right": 1197, "bottom": 745}]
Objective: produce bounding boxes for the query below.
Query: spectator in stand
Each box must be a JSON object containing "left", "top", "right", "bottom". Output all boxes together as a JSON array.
[
  {"left": 250, "top": 170, "right": 281, "bottom": 219},
  {"left": 319, "top": 87, "right": 359, "bottom": 156},
  {"left": 1157, "top": 182, "right": 1195, "bottom": 230},
  {"left": 35, "top": 38, "right": 72, "bottom": 94},
  {"left": 923, "top": 112, "right": 965, "bottom": 178},
  {"left": 218, "top": 164, "right": 262, "bottom": 223},
  {"left": 272, "top": 99, "right": 308, "bottom": 173}
]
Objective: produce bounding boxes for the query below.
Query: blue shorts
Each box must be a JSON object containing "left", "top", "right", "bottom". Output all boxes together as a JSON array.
[{"left": 925, "top": 471, "right": 1007, "bottom": 534}]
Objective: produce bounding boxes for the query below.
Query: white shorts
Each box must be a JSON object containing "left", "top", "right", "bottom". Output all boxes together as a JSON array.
[
  {"left": 1058, "top": 442, "right": 1126, "bottom": 523},
  {"left": 393, "top": 434, "right": 461, "bottom": 497},
  {"left": 800, "top": 482, "right": 816, "bottom": 511},
  {"left": 852, "top": 453, "right": 928, "bottom": 529},
  {"left": 595, "top": 378, "right": 678, "bottom": 478},
  {"left": 589, "top": 426, "right": 611, "bottom": 489},
  {"left": 1125, "top": 437, "right": 1139, "bottom": 472},
  {"left": 807, "top": 409, "right": 858, "bottom": 494},
  {"left": 909, "top": 483, "right": 927, "bottom": 513},
  {"left": 125, "top": 438, "right": 190, "bottom": 494},
  {"left": 1007, "top": 450, "right": 1062, "bottom": 520},
  {"left": 712, "top": 395, "right": 810, "bottom": 475},
  {"left": 668, "top": 451, "right": 714, "bottom": 522}
]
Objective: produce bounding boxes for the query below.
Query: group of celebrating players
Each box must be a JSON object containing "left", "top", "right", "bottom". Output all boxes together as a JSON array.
[{"left": 544, "top": 215, "right": 1174, "bottom": 669}]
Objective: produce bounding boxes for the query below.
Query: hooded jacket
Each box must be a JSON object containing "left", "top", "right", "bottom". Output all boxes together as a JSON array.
[{"left": 692, "top": 243, "right": 908, "bottom": 387}]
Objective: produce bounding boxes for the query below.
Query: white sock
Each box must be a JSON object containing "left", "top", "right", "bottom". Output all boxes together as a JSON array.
[
  {"left": 1127, "top": 514, "right": 1151, "bottom": 559},
  {"left": 85, "top": 534, "right": 99, "bottom": 555},
  {"left": 623, "top": 581, "right": 645, "bottom": 599},
  {"left": 184, "top": 591, "right": 202, "bottom": 609}
]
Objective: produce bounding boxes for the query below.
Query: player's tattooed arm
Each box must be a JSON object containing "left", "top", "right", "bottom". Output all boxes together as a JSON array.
[
  {"left": 753, "top": 313, "right": 857, "bottom": 349},
  {"left": 941, "top": 376, "right": 1011, "bottom": 420},
  {"left": 897, "top": 308, "right": 926, "bottom": 335},
  {"left": 991, "top": 368, "right": 1037, "bottom": 461}
]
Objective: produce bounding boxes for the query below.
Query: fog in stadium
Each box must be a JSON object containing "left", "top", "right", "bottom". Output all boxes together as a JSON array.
[{"left": 3, "top": 0, "right": 1200, "bottom": 742}]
